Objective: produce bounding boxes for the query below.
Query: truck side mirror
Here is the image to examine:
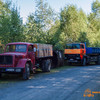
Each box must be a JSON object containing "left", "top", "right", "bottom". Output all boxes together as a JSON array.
[{"left": 33, "top": 47, "right": 36, "bottom": 52}]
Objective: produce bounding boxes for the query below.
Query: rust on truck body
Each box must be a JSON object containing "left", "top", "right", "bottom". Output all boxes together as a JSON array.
[{"left": 33, "top": 43, "right": 53, "bottom": 58}]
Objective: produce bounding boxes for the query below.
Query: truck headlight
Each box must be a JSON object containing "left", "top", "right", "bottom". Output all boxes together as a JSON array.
[
  {"left": 64, "top": 57, "right": 67, "bottom": 59},
  {"left": 16, "top": 69, "right": 21, "bottom": 72},
  {"left": 76, "top": 57, "right": 80, "bottom": 59}
]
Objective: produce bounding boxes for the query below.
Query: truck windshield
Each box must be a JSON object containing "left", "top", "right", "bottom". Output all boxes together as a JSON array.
[
  {"left": 6, "top": 44, "right": 27, "bottom": 52},
  {"left": 66, "top": 44, "right": 80, "bottom": 49}
]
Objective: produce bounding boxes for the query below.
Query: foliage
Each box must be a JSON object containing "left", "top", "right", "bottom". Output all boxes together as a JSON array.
[
  {"left": 25, "top": 0, "right": 56, "bottom": 44},
  {"left": 0, "top": 0, "right": 100, "bottom": 50},
  {"left": 24, "top": 14, "right": 43, "bottom": 43},
  {"left": 35, "top": 0, "right": 55, "bottom": 31},
  {"left": 0, "top": 1, "right": 24, "bottom": 45},
  {"left": 9, "top": 6, "right": 24, "bottom": 42},
  {"left": 87, "top": 0, "right": 100, "bottom": 47},
  {"left": 59, "top": 5, "right": 88, "bottom": 49}
]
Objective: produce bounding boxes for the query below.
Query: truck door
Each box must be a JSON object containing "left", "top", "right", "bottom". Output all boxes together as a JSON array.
[
  {"left": 80, "top": 44, "right": 86, "bottom": 59},
  {"left": 28, "top": 45, "right": 35, "bottom": 67}
]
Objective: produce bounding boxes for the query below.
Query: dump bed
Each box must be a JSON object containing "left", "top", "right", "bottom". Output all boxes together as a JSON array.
[
  {"left": 33, "top": 43, "right": 53, "bottom": 58},
  {"left": 86, "top": 47, "right": 100, "bottom": 55}
]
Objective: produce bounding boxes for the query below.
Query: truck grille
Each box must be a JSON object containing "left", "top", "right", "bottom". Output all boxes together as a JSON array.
[
  {"left": 0, "top": 55, "right": 13, "bottom": 65},
  {"left": 65, "top": 54, "right": 80, "bottom": 59}
]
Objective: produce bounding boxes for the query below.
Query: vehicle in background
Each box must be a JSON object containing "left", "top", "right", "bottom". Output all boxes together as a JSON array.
[
  {"left": 0, "top": 42, "right": 53, "bottom": 79},
  {"left": 52, "top": 50, "right": 64, "bottom": 68},
  {"left": 64, "top": 43, "right": 100, "bottom": 65}
]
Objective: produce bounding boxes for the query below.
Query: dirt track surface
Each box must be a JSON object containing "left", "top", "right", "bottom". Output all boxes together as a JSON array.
[{"left": 0, "top": 65, "right": 100, "bottom": 100}]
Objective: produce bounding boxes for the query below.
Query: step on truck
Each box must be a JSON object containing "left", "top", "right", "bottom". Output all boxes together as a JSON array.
[
  {"left": 64, "top": 43, "right": 100, "bottom": 66},
  {"left": 0, "top": 42, "right": 53, "bottom": 79}
]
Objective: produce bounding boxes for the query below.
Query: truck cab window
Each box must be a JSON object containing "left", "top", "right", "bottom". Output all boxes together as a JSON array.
[
  {"left": 66, "top": 44, "right": 80, "bottom": 49},
  {"left": 28, "top": 45, "right": 33, "bottom": 52},
  {"left": 80, "top": 45, "right": 84, "bottom": 49}
]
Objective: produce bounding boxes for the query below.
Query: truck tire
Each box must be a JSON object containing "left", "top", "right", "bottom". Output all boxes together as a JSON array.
[
  {"left": 23, "top": 63, "right": 30, "bottom": 80},
  {"left": 82, "top": 58, "right": 86, "bottom": 66},
  {"left": 68, "top": 62, "right": 72, "bottom": 66},
  {"left": 0, "top": 73, "right": 2, "bottom": 78},
  {"left": 97, "top": 55, "right": 100, "bottom": 65},
  {"left": 42, "top": 59, "right": 51, "bottom": 72}
]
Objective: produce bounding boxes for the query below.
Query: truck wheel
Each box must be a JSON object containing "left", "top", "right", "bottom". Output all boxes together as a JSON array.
[
  {"left": 23, "top": 63, "right": 30, "bottom": 80},
  {"left": 0, "top": 73, "right": 2, "bottom": 78},
  {"left": 97, "top": 55, "right": 100, "bottom": 65},
  {"left": 68, "top": 62, "right": 72, "bottom": 66},
  {"left": 82, "top": 58, "right": 86, "bottom": 66},
  {"left": 42, "top": 60, "right": 51, "bottom": 72},
  {"left": 47, "top": 60, "right": 51, "bottom": 72}
]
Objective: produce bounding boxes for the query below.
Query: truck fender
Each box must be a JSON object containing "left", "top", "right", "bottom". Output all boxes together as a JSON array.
[{"left": 16, "top": 59, "right": 32, "bottom": 68}]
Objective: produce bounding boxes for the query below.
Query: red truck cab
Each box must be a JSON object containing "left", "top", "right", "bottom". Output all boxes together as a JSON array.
[
  {"left": 0, "top": 42, "right": 53, "bottom": 79},
  {"left": 0, "top": 42, "right": 36, "bottom": 79}
]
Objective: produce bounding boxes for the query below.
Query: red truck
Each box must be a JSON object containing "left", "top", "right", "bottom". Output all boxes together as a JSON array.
[{"left": 0, "top": 42, "right": 53, "bottom": 79}]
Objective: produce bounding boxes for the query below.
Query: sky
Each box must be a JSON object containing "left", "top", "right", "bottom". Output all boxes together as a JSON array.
[{"left": 6, "top": 0, "right": 98, "bottom": 23}]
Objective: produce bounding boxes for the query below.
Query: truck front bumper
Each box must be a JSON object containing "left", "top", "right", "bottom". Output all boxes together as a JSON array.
[
  {"left": 0, "top": 67, "right": 24, "bottom": 73},
  {"left": 67, "top": 58, "right": 81, "bottom": 63}
]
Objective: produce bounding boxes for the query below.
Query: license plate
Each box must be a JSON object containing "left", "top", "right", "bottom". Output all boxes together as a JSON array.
[{"left": 6, "top": 69, "right": 14, "bottom": 72}]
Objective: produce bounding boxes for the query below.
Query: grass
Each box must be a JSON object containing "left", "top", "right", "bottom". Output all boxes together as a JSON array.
[{"left": 51, "top": 65, "right": 74, "bottom": 73}]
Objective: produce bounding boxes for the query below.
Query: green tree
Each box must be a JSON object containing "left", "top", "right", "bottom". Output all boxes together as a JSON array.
[
  {"left": 0, "top": 1, "right": 11, "bottom": 44},
  {"left": 9, "top": 6, "right": 24, "bottom": 42},
  {"left": 25, "top": 14, "right": 43, "bottom": 43},
  {"left": 47, "top": 20, "right": 61, "bottom": 44},
  {"left": 0, "top": 2, "right": 24, "bottom": 45},
  {"left": 87, "top": 0, "right": 100, "bottom": 47},
  {"left": 59, "top": 5, "right": 88, "bottom": 49},
  {"left": 25, "top": 0, "right": 56, "bottom": 43},
  {"left": 92, "top": 0, "right": 100, "bottom": 16},
  {"left": 35, "top": 0, "right": 55, "bottom": 31},
  {"left": 78, "top": 32, "right": 89, "bottom": 46}
]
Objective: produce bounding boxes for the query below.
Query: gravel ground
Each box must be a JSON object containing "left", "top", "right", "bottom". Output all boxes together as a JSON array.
[{"left": 0, "top": 65, "right": 100, "bottom": 100}]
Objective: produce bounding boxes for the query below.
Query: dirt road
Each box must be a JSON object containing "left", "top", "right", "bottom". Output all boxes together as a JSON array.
[{"left": 0, "top": 65, "right": 100, "bottom": 100}]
